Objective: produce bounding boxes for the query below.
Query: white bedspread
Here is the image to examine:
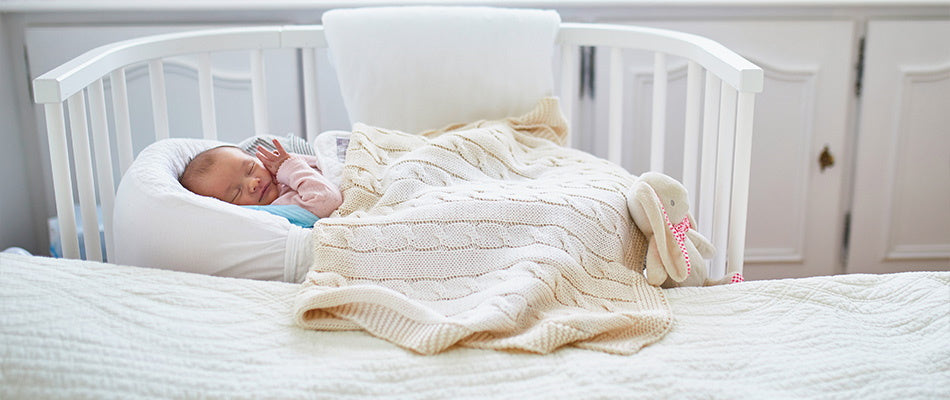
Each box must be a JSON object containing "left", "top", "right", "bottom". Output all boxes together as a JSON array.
[{"left": 2, "top": 253, "right": 947, "bottom": 399}]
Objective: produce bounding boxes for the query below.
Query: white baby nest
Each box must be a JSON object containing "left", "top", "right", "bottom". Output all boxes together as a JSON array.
[{"left": 32, "top": 6, "right": 762, "bottom": 282}]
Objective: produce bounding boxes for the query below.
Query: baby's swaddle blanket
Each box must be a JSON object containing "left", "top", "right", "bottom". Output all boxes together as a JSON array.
[{"left": 294, "top": 99, "right": 671, "bottom": 355}]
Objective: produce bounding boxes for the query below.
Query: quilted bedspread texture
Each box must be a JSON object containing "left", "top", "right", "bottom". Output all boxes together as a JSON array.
[{"left": 1, "top": 252, "right": 947, "bottom": 399}]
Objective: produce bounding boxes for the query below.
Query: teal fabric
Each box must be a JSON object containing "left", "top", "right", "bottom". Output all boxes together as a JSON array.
[{"left": 243, "top": 205, "right": 319, "bottom": 228}]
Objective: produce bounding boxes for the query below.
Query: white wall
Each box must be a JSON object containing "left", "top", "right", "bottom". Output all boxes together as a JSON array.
[{"left": 0, "top": 14, "right": 40, "bottom": 253}]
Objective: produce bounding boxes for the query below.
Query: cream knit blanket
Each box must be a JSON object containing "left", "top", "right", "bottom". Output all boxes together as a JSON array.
[{"left": 294, "top": 99, "right": 671, "bottom": 355}]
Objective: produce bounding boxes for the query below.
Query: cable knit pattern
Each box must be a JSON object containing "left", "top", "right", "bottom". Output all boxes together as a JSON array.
[{"left": 294, "top": 98, "right": 667, "bottom": 355}]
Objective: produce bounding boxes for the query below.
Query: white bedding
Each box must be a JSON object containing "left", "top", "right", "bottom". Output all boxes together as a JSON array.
[{"left": 2, "top": 253, "right": 947, "bottom": 399}]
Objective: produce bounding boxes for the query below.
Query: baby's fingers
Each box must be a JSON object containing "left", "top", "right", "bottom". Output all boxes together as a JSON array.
[
  {"left": 256, "top": 146, "right": 274, "bottom": 160},
  {"left": 271, "top": 139, "right": 289, "bottom": 156},
  {"left": 255, "top": 148, "right": 275, "bottom": 168}
]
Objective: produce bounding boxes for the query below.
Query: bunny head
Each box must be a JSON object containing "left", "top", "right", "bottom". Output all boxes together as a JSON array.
[{"left": 636, "top": 172, "right": 691, "bottom": 223}]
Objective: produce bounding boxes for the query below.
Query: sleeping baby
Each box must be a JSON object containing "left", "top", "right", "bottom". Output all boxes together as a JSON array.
[{"left": 179, "top": 139, "right": 342, "bottom": 219}]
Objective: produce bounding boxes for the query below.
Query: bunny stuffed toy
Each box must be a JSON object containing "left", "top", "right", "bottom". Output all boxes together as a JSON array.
[{"left": 627, "top": 172, "right": 742, "bottom": 287}]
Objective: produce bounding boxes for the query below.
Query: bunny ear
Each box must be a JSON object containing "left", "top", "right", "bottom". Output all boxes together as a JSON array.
[
  {"left": 633, "top": 184, "right": 664, "bottom": 234},
  {"left": 634, "top": 184, "right": 684, "bottom": 280}
]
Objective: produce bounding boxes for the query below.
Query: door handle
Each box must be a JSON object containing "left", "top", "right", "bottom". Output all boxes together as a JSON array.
[{"left": 819, "top": 145, "right": 835, "bottom": 172}]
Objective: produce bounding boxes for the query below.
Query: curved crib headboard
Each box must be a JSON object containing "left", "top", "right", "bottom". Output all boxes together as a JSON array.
[{"left": 32, "top": 21, "right": 762, "bottom": 279}]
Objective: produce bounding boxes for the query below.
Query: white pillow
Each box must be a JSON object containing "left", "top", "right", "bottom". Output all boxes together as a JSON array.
[
  {"left": 113, "top": 138, "right": 313, "bottom": 282},
  {"left": 323, "top": 6, "right": 560, "bottom": 133}
]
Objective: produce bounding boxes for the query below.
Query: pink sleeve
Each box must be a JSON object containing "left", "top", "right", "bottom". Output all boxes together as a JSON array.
[{"left": 274, "top": 156, "right": 343, "bottom": 218}]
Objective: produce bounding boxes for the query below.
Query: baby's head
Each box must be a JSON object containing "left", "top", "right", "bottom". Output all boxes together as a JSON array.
[{"left": 180, "top": 145, "right": 280, "bottom": 206}]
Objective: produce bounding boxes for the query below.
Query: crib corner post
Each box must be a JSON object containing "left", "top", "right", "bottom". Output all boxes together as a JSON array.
[{"left": 727, "top": 91, "right": 757, "bottom": 278}]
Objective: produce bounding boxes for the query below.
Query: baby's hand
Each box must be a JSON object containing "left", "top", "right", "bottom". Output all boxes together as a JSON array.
[{"left": 256, "top": 139, "right": 292, "bottom": 176}]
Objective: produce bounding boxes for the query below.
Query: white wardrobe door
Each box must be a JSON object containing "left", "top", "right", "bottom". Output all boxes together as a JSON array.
[{"left": 847, "top": 19, "right": 950, "bottom": 273}]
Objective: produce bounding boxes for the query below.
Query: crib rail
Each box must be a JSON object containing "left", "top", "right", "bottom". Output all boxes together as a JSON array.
[{"left": 33, "top": 22, "right": 761, "bottom": 281}]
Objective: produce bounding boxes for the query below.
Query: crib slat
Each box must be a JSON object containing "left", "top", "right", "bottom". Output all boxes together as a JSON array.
[
  {"left": 608, "top": 47, "right": 623, "bottom": 165},
  {"left": 698, "top": 72, "right": 721, "bottom": 240},
  {"left": 682, "top": 61, "right": 703, "bottom": 209},
  {"left": 45, "top": 103, "right": 80, "bottom": 259},
  {"left": 250, "top": 49, "right": 269, "bottom": 136},
  {"left": 88, "top": 79, "right": 117, "bottom": 261},
  {"left": 67, "top": 92, "right": 103, "bottom": 262},
  {"left": 559, "top": 43, "right": 578, "bottom": 147},
  {"left": 198, "top": 53, "right": 218, "bottom": 140},
  {"left": 712, "top": 83, "right": 738, "bottom": 276},
  {"left": 301, "top": 47, "right": 321, "bottom": 143},
  {"left": 149, "top": 60, "right": 170, "bottom": 140},
  {"left": 110, "top": 69, "right": 135, "bottom": 176},
  {"left": 728, "top": 91, "right": 757, "bottom": 280},
  {"left": 650, "top": 52, "right": 667, "bottom": 173}
]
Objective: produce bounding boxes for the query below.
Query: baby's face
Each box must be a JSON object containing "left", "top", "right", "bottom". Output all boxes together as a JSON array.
[{"left": 190, "top": 147, "right": 280, "bottom": 206}]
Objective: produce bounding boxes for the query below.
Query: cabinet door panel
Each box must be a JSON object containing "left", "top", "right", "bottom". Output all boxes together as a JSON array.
[
  {"left": 596, "top": 21, "right": 855, "bottom": 279},
  {"left": 847, "top": 20, "right": 950, "bottom": 273}
]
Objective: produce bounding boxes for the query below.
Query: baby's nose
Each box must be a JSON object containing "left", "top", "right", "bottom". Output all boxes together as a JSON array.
[{"left": 246, "top": 177, "right": 260, "bottom": 193}]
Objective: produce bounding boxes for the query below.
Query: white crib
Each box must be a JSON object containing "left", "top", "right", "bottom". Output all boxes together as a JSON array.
[{"left": 32, "top": 15, "right": 762, "bottom": 280}]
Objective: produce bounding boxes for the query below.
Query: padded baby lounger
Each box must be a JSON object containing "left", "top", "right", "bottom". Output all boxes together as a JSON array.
[{"left": 113, "top": 138, "right": 313, "bottom": 282}]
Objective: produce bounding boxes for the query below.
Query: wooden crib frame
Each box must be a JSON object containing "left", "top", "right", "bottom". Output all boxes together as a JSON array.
[{"left": 32, "top": 22, "right": 762, "bottom": 280}]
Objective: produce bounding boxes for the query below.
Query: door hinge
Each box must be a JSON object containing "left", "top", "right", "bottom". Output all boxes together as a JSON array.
[
  {"left": 840, "top": 211, "right": 852, "bottom": 267},
  {"left": 579, "top": 46, "right": 596, "bottom": 99},
  {"left": 24, "top": 45, "right": 34, "bottom": 102},
  {"left": 854, "top": 36, "right": 866, "bottom": 98}
]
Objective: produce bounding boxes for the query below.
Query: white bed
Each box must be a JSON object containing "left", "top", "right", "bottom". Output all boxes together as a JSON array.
[
  {"left": 19, "top": 6, "right": 947, "bottom": 397},
  {"left": 2, "top": 252, "right": 947, "bottom": 399}
]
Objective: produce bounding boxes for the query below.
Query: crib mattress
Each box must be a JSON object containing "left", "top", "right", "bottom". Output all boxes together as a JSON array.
[{"left": 1, "top": 253, "right": 947, "bottom": 399}]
